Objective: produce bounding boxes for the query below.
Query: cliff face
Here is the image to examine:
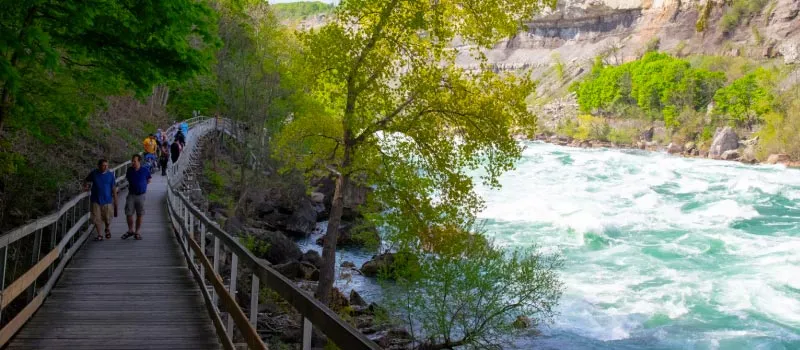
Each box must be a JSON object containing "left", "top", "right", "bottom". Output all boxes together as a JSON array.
[{"left": 457, "top": 0, "right": 800, "bottom": 70}]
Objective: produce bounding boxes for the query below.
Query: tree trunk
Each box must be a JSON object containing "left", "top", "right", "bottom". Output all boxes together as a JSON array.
[
  {"left": 0, "top": 87, "right": 10, "bottom": 133},
  {"left": 315, "top": 147, "right": 351, "bottom": 305}
]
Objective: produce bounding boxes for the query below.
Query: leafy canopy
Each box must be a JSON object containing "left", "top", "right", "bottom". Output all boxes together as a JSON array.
[
  {"left": 573, "top": 52, "right": 725, "bottom": 127},
  {"left": 276, "top": 0, "right": 555, "bottom": 247},
  {"left": 0, "top": 0, "right": 219, "bottom": 136},
  {"left": 713, "top": 68, "right": 776, "bottom": 128}
]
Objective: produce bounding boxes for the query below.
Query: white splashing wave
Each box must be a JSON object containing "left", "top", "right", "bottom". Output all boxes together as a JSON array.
[{"left": 475, "top": 142, "right": 800, "bottom": 348}]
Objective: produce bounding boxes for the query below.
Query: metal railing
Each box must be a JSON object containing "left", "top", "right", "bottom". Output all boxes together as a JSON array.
[
  {"left": 165, "top": 118, "right": 380, "bottom": 350},
  {"left": 0, "top": 116, "right": 206, "bottom": 347}
]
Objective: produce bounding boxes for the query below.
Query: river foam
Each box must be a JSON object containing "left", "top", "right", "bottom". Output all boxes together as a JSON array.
[{"left": 477, "top": 142, "right": 800, "bottom": 349}]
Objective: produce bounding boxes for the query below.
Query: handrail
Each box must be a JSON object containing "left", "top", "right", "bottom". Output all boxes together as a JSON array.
[
  {"left": 0, "top": 116, "right": 206, "bottom": 347},
  {"left": 166, "top": 118, "right": 380, "bottom": 349}
]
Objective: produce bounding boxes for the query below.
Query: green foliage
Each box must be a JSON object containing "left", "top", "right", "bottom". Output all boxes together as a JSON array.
[
  {"left": 713, "top": 68, "right": 776, "bottom": 128},
  {"left": 552, "top": 52, "right": 565, "bottom": 80},
  {"left": 388, "top": 237, "right": 563, "bottom": 349},
  {"left": 696, "top": 0, "right": 713, "bottom": 32},
  {"left": 720, "top": 0, "right": 768, "bottom": 33},
  {"left": 272, "top": 1, "right": 335, "bottom": 20},
  {"left": 240, "top": 235, "right": 270, "bottom": 257},
  {"left": 0, "top": 0, "right": 219, "bottom": 135},
  {"left": 575, "top": 52, "right": 725, "bottom": 123},
  {"left": 561, "top": 115, "right": 610, "bottom": 141},
  {"left": 607, "top": 127, "right": 638, "bottom": 145},
  {"left": 756, "top": 84, "right": 800, "bottom": 159},
  {"left": 275, "top": 0, "right": 559, "bottom": 334}
]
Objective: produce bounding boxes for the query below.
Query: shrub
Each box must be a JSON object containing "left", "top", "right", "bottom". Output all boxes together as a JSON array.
[
  {"left": 607, "top": 127, "right": 638, "bottom": 145},
  {"left": 713, "top": 68, "right": 776, "bottom": 129},
  {"left": 575, "top": 52, "right": 724, "bottom": 122},
  {"left": 387, "top": 237, "right": 563, "bottom": 350},
  {"left": 756, "top": 84, "right": 800, "bottom": 159}
]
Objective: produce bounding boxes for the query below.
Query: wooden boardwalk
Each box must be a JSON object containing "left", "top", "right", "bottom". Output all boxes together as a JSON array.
[{"left": 6, "top": 174, "right": 221, "bottom": 350}]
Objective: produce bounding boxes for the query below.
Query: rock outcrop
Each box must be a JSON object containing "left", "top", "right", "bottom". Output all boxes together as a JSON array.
[
  {"left": 709, "top": 127, "right": 739, "bottom": 159},
  {"left": 766, "top": 154, "right": 790, "bottom": 164}
]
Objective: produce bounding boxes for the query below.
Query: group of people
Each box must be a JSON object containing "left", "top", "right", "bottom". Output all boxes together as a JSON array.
[
  {"left": 83, "top": 120, "right": 190, "bottom": 242},
  {"left": 142, "top": 121, "right": 188, "bottom": 176}
]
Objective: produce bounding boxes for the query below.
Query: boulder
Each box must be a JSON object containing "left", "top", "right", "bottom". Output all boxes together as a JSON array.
[
  {"left": 741, "top": 145, "right": 757, "bottom": 164},
  {"left": 641, "top": 127, "right": 655, "bottom": 142},
  {"left": 709, "top": 127, "right": 739, "bottom": 159},
  {"left": 667, "top": 143, "right": 683, "bottom": 154},
  {"left": 248, "top": 230, "right": 301, "bottom": 264},
  {"left": 766, "top": 154, "right": 790, "bottom": 164},
  {"left": 721, "top": 150, "right": 741, "bottom": 160},
  {"left": 274, "top": 261, "right": 303, "bottom": 279},
  {"left": 285, "top": 198, "right": 317, "bottom": 237},
  {"left": 310, "top": 192, "right": 325, "bottom": 204},
  {"left": 361, "top": 253, "right": 395, "bottom": 277},
  {"left": 223, "top": 216, "right": 244, "bottom": 234},
  {"left": 684, "top": 142, "right": 696, "bottom": 153},
  {"left": 301, "top": 250, "right": 324, "bottom": 269},
  {"left": 350, "top": 289, "right": 367, "bottom": 307}
]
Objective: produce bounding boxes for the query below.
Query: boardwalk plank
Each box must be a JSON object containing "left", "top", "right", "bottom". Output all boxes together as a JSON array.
[{"left": 6, "top": 175, "right": 221, "bottom": 350}]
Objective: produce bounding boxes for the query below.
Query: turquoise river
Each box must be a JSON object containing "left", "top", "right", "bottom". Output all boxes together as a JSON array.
[
  {"left": 301, "top": 141, "right": 800, "bottom": 349},
  {"left": 476, "top": 142, "right": 800, "bottom": 350}
]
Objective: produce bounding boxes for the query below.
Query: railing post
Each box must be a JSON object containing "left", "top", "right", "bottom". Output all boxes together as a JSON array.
[
  {"left": 200, "top": 223, "right": 206, "bottom": 280},
  {"left": 250, "top": 275, "right": 259, "bottom": 327},
  {"left": 27, "top": 228, "right": 44, "bottom": 301},
  {"left": 303, "top": 317, "right": 312, "bottom": 350},
  {"left": 212, "top": 237, "right": 220, "bottom": 305},
  {"left": 226, "top": 254, "right": 238, "bottom": 339},
  {"left": 0, "top": 245, "right": 7, "bottom": 324}
]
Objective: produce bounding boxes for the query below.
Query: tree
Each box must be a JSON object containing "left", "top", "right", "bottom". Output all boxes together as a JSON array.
[
  {"left": 388, "top": 237, "right": 563, "bottom": 350},
  {"left": 0, "top": 0, "right": 219, "bottom": 134},
  {"left": 206, "top": 0, "right": 306, "bottom": 215},
  {"left": 713, "top": 68, "right": 775, "bottom": 129},
  {"left": 274, "top": 0, "right": 556, "bottom": 306}
]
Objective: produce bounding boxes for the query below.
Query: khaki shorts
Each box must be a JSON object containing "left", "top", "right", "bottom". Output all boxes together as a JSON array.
[
  {"left": 125, "top": 194, "right": 146, "bottom": 216},
  {"left": 91, "top": 203, "right": 113, "bottom": 227}
]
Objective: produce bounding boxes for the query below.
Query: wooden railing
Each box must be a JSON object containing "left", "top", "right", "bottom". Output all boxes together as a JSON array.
[
  {"left": 0, "top": 116, "right": 206, "bottom": 347},
  {"left": 165, "top": 118, "right": 380, "bottom": 350}
]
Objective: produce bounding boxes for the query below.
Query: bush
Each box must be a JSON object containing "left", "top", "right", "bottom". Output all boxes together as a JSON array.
[
  {"left": 720, "top": 0, "right": 769, "bottom": 33},
  {"left": 713, "top": 68, "right": 776, "bottom": 129},
  {"left": 556, "top": 115, "right": 610, "bottom": 141},
  {"left": 387, "top": 237, "right": 563, "bottom": 350},
  {"left": 756, "top": 84, "right": 800, "bottom": 159},
  {"left": 607, "top": 127, "right": 638, "bottom": 145},
  {"left": 574, "top": 52, "right": 725, "bottom": 122}
]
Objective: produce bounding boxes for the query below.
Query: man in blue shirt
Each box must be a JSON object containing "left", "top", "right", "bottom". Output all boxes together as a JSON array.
[
  {"left": 122, "top": 154, "right": 151, "bottom": 240},
  {"left": 83, "top": 159, "right": 117, "bottom": 241}
]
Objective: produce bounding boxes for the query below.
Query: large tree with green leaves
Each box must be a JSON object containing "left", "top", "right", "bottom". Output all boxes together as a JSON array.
[
  {"left": 275, "top": 0, "right": 556, "bottom": 305},
  {"left": 0, "top": 0, "right": 218, "bottom": 134}
]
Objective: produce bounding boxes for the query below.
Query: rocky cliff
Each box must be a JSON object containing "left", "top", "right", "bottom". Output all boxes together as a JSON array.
[{"left": 457, "top": 0, "right": 800, "bottom": 70}]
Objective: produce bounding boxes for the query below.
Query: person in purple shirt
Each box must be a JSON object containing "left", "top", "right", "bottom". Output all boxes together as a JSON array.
[
  {"left": 122, "top": 154, "right": 151, "bottom": 240},
  {"left": 83, "top": 159, "right": 117, "bottom": 241}
]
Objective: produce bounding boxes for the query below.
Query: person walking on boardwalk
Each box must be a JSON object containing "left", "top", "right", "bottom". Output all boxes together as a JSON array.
[
  {"left": 159, "top": 141, "right": 169, "bottom": 176},
  {"left": 122, "top": 154, "right": 151, "bottom": 240},
  {"left": 83, "top": 159, "right": 117, "bottom": 241},
  {"left": 170, "top": 139, "right": 181, "bottom": 164}
]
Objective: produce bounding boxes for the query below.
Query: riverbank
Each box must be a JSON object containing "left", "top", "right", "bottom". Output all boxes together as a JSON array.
[{"left": 529, "top": 129, "right": 800, "bottom": 169}]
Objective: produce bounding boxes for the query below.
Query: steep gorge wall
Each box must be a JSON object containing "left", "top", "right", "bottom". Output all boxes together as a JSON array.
[{"left": 457, "top": 0, "right": 800, "bottom": 70}]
